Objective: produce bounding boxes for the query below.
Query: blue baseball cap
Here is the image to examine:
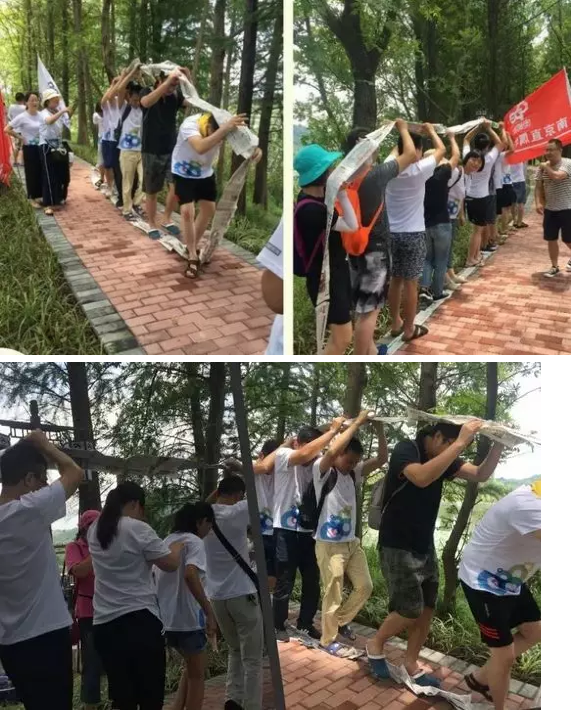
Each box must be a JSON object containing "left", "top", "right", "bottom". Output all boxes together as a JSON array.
[{"left": 294, "top": 144, "right": 342, "bottom": 187}]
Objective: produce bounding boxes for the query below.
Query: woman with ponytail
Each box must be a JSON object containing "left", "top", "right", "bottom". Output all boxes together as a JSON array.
[
  {"left": 156, "top": 502, "right": 216, "bottom": 711},
  {"left": 87, "top": 482, "right": 184, "bottom": 709}
]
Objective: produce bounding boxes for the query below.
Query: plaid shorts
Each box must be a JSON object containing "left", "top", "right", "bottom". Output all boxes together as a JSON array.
[
  {"left": 379, "top": 546, "right": 439, "bottom": 618},
  {"left": 390, "top": 231, "right": 426, "bottom": 280}
]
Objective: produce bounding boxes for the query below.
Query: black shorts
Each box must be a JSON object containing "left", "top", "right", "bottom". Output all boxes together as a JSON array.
[
  {"left": 173, "top": 174, "right": 217, "bottom": 205},
  {"left": 461, "top": 581, "right": 540, "bottom": 648},
  {"left": 466, "top": 196, "right": 489, "bottom": 226},
  {"left": 263, "top": 534, "right": 276, "bottom": 577},
  {"left": 306, "top": 264, "right": 352, "bottom": 326},
  {"left": 485, "top": 194, "right": 497, "bottom": 224},
  {"left": 543, "top": 208, "right": 571, "bottom": 243},
  {"left": 496, "top": 186, "right": 515, "bottom": 214}
]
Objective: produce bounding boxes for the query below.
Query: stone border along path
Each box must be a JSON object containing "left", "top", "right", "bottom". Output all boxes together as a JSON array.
[
  {"left": 16, "top": 158, "right": 274, "bottom": 355},
  {"left": 386, "top": 189, "right": 570, "bottom": 356}
]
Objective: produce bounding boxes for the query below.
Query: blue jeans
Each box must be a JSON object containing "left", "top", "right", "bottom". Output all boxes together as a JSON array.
[
  {"left": 448, "top": 218, "right": 458, "bottom": 269},
  {"left": 421, "top": 223, "right": 452, "bottom": 296}
]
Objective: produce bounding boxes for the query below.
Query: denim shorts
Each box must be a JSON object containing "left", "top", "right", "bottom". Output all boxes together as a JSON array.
[
  {"left": 512, "top": 180, "right": 527, "bottom": 204},
  {"left": 165, "top": 630, "right": 207, "bottom": 655},
  {"left": 101, "top": 139, "right": 117, "bottom": 170}
]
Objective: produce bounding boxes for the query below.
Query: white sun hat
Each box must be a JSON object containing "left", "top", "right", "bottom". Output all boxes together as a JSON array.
[{"left": 42, "top": 88, "right": 61, "bottom": 104}]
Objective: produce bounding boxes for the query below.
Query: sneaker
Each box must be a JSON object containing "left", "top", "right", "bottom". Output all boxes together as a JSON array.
[
  {"left": 566, "top": 260, "right": 571, "bottom": 272},
  {"left": 275, "top": 628, "right": 289, "bottom": 642},
  {"left": 483, "top": 244, "right": 498, "bottom": 252},
  {"left": 94, "top": 179, "right": 103, "bottom": 190},
  {"left": 297, "top": 624, "right": 321, "bottom": 640},
  {"left": 133, "top": 205, "right": 145, "bottom": 218},
  {"left": 432, "top": 291, "right": 450, "bottom": 301},
  {"left": 338, "top": 624, "right": 357, "bottom": 641},
  {"left": 419, "top": 288, "right": 433, "bottom": 307},
  {"left": 544, "top": 266, "right": 560, "bottom": 278},
  {"left": 123, "top": 211, "right": 137, "bottom": 222},
  {"left": 224, "top": 701, "right": 243, "bottom": 710}
]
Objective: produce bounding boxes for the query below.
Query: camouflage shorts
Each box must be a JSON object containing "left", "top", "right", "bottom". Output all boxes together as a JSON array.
[{"left": 379, "top": 546, "right": 439, "bottom": 618}]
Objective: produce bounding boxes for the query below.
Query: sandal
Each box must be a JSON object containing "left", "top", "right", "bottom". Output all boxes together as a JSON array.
[
  {"left": 403, "top": 324, "right": 428, "bottom": 342},
  {"left": 390, "top": 326, "right": 404, "bottom": 338},
  {"left": 184, "top": 259, "right": 200, "bottom": 280},
  {"left": 465, "top": 672, "right": 492, "bottom": 702},
  {"left": 44, "top": 208, "right": 54, "bottom": 216},
  {"left": 338, "top": 624, "right": 357, "bottom": 641},
  {"left": 320, "top": 642, "right": 356, "bottom": 658}
]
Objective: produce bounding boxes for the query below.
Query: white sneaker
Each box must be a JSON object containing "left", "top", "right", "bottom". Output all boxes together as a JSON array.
[
  {"left": 544, "top": 266, "right": 560, "bottom": 278},
  {"left": 445, "top": 276, "right": 459, "bottom": 291}
]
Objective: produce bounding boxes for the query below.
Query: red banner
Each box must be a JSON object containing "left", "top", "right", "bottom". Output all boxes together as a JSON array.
[
  {"left": 504, "top": 69, "right": 571, "bottom": 164},
  {"left": 0, "top": 91, "right": 13, "bottom": 186}
]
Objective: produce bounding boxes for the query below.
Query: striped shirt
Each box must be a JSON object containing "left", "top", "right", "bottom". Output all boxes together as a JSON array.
[{"left": 535, "top": 158, "right": 571, "bottom": 211}]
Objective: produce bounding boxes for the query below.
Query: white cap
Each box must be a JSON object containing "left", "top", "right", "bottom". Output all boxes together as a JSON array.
[{"left": 42, "top": 88, "right": 61, "bottom": 104}]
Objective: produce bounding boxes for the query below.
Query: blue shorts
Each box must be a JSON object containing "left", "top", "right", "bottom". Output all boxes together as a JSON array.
[
  {"left": 512, "top": 180, "right": 526, "bottom": 205},
  {"left": 165, "top": 630, "right": 207, "bottom": 655},
  {"left": 101, "top": 140, "right": 117, "bottom": 169}
]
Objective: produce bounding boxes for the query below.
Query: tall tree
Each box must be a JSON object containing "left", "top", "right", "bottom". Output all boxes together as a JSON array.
[
  {"left": 208, "top": 0, "right": 226, "bottom": 105},
  {"left": 101, "top": 0, "right": 115, "bottom": 82},
  {"left": 343, "top": 363, "right": 367, "bottom": 538},
  {"left": 72, "top": 0, "right": 88, "bottom": 144}
]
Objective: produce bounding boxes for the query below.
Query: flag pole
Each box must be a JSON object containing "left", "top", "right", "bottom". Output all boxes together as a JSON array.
[{"left": 229, "top": 363, "right": 285, "bottom": 710}]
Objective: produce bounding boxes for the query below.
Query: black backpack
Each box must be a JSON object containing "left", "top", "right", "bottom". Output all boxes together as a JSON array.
[
  {"left": 114, "top": 104, "right": 132, "bottom": 143},
  {"left": 299, "top": 467, "right": 356, "bottom": 531}
]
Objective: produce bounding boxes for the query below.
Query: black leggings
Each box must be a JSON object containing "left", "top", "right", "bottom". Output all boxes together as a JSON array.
[
  {"left": 93, "top": 609, "right": 165, "bottom": 709},
  {"left": 0, "top": 627, "right": 72, "bottom": 709}
]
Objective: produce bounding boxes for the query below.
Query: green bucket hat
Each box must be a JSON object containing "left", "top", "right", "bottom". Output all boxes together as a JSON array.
[{"left": 294, "top": 144, "right": 342, "bottom": 187}]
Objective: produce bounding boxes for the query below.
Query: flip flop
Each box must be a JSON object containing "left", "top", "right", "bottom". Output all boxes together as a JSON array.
[
  {"left": 411, "top": 670, "right": 441, "bottom": 688},
  {"left": 162, "top": 223, "right": 181, "bottom": 236},
  {"left": 320, "top": 642, "right": 357, "bottom": 658},
  {"left": 367, "top": 652, "right": 390, "bottom": 680},
  {"left": 148, "top": 228, "right": 161, "bottom": 240},
  {"left": 403, "top": 324, "right": 428, "bottom": 342},
  {"left": 465, "top": 672, "right": 493, "bottom": 702},
  {"left": 390, "top": 326, "right": 404, "bottom": 338},
  {"left": 185, "top": 259, "right": 200, "bottom": 280}
]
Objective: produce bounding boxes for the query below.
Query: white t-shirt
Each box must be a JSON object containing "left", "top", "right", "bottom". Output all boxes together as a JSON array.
[
  {"left": 272, "top": 447, "right": 314, "bottom": 532},
  {"left": 459, "top": 485, "right": 541, "bottom": 596},
  {"left": 92, "top": 112, "right": 104, "bottom": 141},
  {"left": 447, "top": 167, "right": 466, "bottom": 219},
  {"left": 8, "top": 104, "right": 26, "bottom": 121},
  {"left": 464, "top": 146, "right": 499, "bottom": 198},
  {"left": 501, "top": 158, "right": 513, "bottom": 185},
  {"left": 87, "top": 516, "right": 170, "bottom": 625},
  {"left": 312, "top": 459, "right": 364, "bottom": 543},
  {"left": 254, "top": 472, "right": 274, "bottom": 536},
  {"left": 257, "top": 218, "right": 284, "bottom": 355},
  {"left": 510, "top": 162, "right": 526, "bottom": 183},
  {"left": 101, "top": 98, "right": 121, "bottom": 142},
  {"left": 118, "top": 106, "right": 142, "bottom": 152},
  {"left": 155, "top": 532, "right": 206, "bottom": 631},
  {"left": 203, "top": 501, "right": 256, "bottom": 600},
  {"left": 0, "top": 482, "right": 71, "bottom": 645},
  {"left": 172, "top": 115, "right": 219, "bottom": 179},
  {"left": 39, "top": 108, "right": 66, "bottom": 145},
  {"left": 385, "top": 155, "right": 437, "bottom": 232},
  {"left": 9, "top": 111, "right": 41, "bottom": 146}
]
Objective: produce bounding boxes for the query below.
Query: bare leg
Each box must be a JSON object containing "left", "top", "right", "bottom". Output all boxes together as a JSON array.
[
  {"left": 194, "top": 200, "right": 216, "bottom": 242},
  {"left": 167, "top": 667, "right": 187, "bottom": 710},
  {"left": 403, "top": 607, "right": 434, "bottom": 675},
  {"left": 480, "top": 645, "right": 515, "bottom": 709},
  {"left": 388, "top": 277, "right": 404, "bottom": 333},
  {"left": 104, "top": 168, "right": 114, "bottom": 192},
  {"left": 354, "top": 309, "right": 380, "bottom": 355},
  {"left": 548, "top": 240, "right": 559, "bottom": 267},
  {"left": 402, "top": 279, "right": 419, "bottom": 340},
  {"left": 181, "top": 202, "right": 197, "bottom": 258},
  {"left": 517, "top": 203, "right": 525, "bottom": 225},
  {"left": 367, "top": 611, "right": 417, "bottom": 656},
  {"left": 323, "top": 322, "right": 353, "bottom": 355},
  {"left": 163, "top": 182, "right": 178, "bottom": 224},
  {"left": 146, "top": 192, "right": 159, "bottom": 229},
  {"left": 184, "top": 650, "right": 206, "bottom": 710}
]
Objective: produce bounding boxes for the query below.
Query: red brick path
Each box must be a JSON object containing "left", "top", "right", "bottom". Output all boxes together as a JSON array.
[
  {"left": 398, "top": 208, "right": 571, "bottom": 355},
  {"left": 53, "top": 161, "right": 273, "bottom": 355}
]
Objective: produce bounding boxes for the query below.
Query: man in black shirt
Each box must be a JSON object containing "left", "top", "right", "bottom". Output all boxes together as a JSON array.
[
  {"left": 140, "top": 68, "right": 189, "bottom": 237},
  {"left": 420, "top": 131, "right": 460, "bottom": 305},
  {"left": 367, "top": 419, "right": 504, "bottom": 687}
]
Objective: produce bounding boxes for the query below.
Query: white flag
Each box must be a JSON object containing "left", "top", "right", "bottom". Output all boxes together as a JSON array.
[{"left": 37, "top": 55, "right": 70, "bottom": 128}]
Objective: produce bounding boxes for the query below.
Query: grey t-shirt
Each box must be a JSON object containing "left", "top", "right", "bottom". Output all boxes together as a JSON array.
[
  {"left": 357, "top": 159, "right": 400, "bottom": 253},
  {"left": 88, "top": 516, "right": 170, "bottom": 625},
  {"left": 535, "top": 158, "right": 571, "bottom": 212}
]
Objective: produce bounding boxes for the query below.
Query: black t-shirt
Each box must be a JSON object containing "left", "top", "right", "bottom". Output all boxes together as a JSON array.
[
  {"left": 424, "top": 164, "right": 453, "bottom": 228},
  {"left": 295, "top": 192, "right": 347, "bottom": 304},
  {"left": 378, "top": 438, "right": 463, "bottom": 555},
  {"left": 357, "top": 160, "right": 400, "bottom": 253},
  {"left": 140, "top": 87, "right": 185, "bottom": 155}
]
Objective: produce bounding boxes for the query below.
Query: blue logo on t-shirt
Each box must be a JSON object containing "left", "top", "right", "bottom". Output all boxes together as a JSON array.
[
  {"left": 260, "top": 509, "right": 273, "bottom": 534},
  {"left": 280, "top": 504, "right": 299, "bottom": 530},
  {"left": 120, "top": 132, "right": 141, "bottom": 150},
  {"left": 319, "top": 513, "right": 352, "bottom": 541},
  {"left": 476, "top": 567, "right": 523, "bottom": 595},
  {"left": 173, "top": 160, "right": 202, "bottom": 178}
]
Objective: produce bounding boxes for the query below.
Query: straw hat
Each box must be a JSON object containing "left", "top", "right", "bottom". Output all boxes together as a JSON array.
[{"left": 42, "top": 88, "right": 61, "bottom": 104}]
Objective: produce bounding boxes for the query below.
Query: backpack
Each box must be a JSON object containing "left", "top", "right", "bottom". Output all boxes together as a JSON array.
[
  {"left": 335, "top": 168, "right": 384, "bottom": 256},
  {"left": 113, "top": 104, "right": 132, "bottom": 143},
  {"left": 299, "top": 468, "right": 356, "bottom": 532},
  {"left": 293, "top": 197, "right": 326, "bottom": 276}
]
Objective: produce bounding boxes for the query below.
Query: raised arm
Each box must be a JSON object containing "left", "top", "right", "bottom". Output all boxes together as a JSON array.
[
  {"left": 404, "top": 420, "right": 483, "bottom": 488},
  {"left": 45, "top": 107, "right": 70, "bottom": 125},
  {"left": 319, "top": 411, "right": 371, "bottom": 474},
  {"left": 102, "top": 74, "right": 122, "bottom": 106},
  {"left": 24, "top": 430, "right": 83, "bottom": 499},
  {"left": 254, "top": 437, "right": 294, "bottom": 475},
  {"left": 362, "top": 420, "right": 388, "bottom": 477},
  {"left": 424, "top": 123, "right": 446, "bottom": 163},
  {"left": 111, "top": 63, "right": 140, "bottom": 105},
  {"left": 140, "top": 69, "right": 180, "bottom": 109},
  {"left": 394, "top": 118, "right": 417, "bottom": 172},
  {"left": 189, "top": 114, "right": 247, "bottom": 155},
  {"left": 463, "top": 122, "right": 483, "bottom": 148},
  {"left": 288, "top": 417, "right": 345, "bottom": 466},
  {"left": 456, "top": 441, "right": 504, "bottom": 482},
  {"left": 446, "top": 130, "right": 460, "bottom": 170},
  {"left": 483, "top": 119, "right": 503, "bottom": 151}
]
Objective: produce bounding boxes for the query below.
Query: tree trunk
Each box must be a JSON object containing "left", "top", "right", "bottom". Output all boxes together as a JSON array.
[
  {"left": 111, "top": 0, "right": 116, "bottom": 70},
  {"left": 101, "top": 0, "right": 115, "bottom": 82},
  {"left": 128, "top": 0, "right": 138, "bottom": 61},
  {"left": 275, "top": 364, "right": 291, "bottom": 442},
  {"left": 66, "top": 363, "right": 102, "bottom": 512},
  {"left": 204, "top": 364, "right": 226, "bottom": 496},
  {"left": 72, "top": 0, "right": 88, "bottom": 144},
  {"left": 185, "top": 364, "right": 208, "bottom": 498},
  {"left": 417, "top": 363, "right": 438, "bottom": 412},
  {"left": 322, "top": 0, "right": 398, "bottom": 130},
  {"left": 230, "top": 0, "right": 258, "bottom": 215},
  {"left": 139, "top": 0, "right": 148, "bottom": 61},
  {"left": 253, "top": 8, "right": 282, "bottom": 208},
  {"left": 487, "top": 0, "right": 499, "bottom": 117},
  {"left": 61, "top": 0, "right": 71, "bottom": 140},
  {"left": 150, "top": 0, "right": 163, "bottom": 62},
  {"left": 217, "top": 6, "right": 237, "bottom": 185},
  {"left": 208, "top": 0, "right": 227, "bottom": 105},
  {"left": 309, "top": 366, "right": 320, "bottom": 428},
  {"left": 24, "top": 0, "right": 33, "bottom": 90},
  {"left": 47, "top": 0, "right": 55, "bottom": 67},
  {"left": 192, "top": 0, "right": 210, "bottom": 87},
  {"left": 343, "top": 363, "right": 367, "bottom": 538},
  {"left": 412, "top": 10, "right": 427, "bottom": 121},
  {"left": 440, "top": 363, "right": 498, "bottom": 614}
]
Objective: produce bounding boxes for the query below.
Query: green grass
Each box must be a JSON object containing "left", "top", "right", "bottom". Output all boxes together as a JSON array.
[
  {"left": 291, "top": 543, "right": 541, "bottom": 686},
  {"left": 0, "top": 178, "right": 103, "bottom": 355},
  {"left": 294, "top": 222, "right": 473, "bottom": 354}
]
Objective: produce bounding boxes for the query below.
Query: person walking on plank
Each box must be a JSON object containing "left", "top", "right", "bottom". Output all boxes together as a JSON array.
[
  {"left": 367, "top": 420, "right": 503, "bottom": 687},
  {"left": 5, "top": 91, "right": 43, "bottom": 207},
  {"left": 172, "top": 110, "right": 261, "bottom": 278},
  {"left": 39, "top": 89, "right": 73, "bottom": 216},
  {"left": 100, "top": 75, "right": 123, "bottom": 200}
]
